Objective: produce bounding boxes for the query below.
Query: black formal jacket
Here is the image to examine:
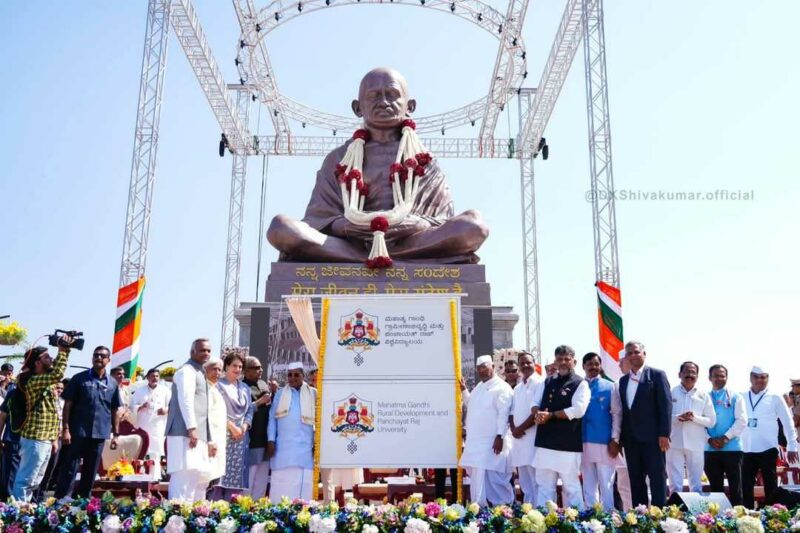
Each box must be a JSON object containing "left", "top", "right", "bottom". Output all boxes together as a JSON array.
[{"left": 619, "top": 366, "right": 672, "bottom": 445}]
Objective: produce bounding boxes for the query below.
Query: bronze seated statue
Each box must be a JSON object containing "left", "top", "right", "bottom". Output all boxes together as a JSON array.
[{"left": 268, "top": 67, "right": 489, "bottom": 265}]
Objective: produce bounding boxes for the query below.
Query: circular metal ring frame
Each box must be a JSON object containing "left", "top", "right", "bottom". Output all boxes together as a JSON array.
[{"left": 236, "top": 0, "right": 527, "bottom": 134}]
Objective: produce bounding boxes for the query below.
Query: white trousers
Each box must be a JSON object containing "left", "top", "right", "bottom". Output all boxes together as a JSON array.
[
  {"left": 169, "top": 470, "right": 208, "bottom": 502},
  {"left": 666, "top": 447, "right": 705, "bottom": 493},
  {"left": 517, "top": 465, "right": 538, "bottom": 504},
  {"left": 468, "top": 467, "right": 514, "bottom": 506},
  {"left": 616, "top": 466, "right": 633, "bottom": 511},
  {"left": 248, "top": 461, "right": 270, "bottom": 498},
  {"left": 536, "top": 468, "right": 583, "bottom": 509},
  {"left": 581, "top": 461, "right": 617, "bottom": 510},
  {"left": 269, "top": 467, "right": 313, "bottom": 501}
]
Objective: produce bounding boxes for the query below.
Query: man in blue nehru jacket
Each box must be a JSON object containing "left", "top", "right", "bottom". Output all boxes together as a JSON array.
[
  {"left": 580, "top": 352, "right": 624, "bottom": 510},
  {"left": 618, "top": 340, "right": 672, "bottom": 507},
  {"left": 704, "top": 364, "right": 746, "bottom": 505},
  {"left": 531, "top": 345, "right": 590, "bottom": 508}
]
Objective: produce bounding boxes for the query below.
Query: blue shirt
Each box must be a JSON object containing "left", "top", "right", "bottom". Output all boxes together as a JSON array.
[
  {"left": 706, "top": 389, "right": 743, "bottom": 452},
  {"left": 583, "top": 377, "right": 615, "bottom": 444},
  {"left": 0, "top": 386, "right": 20, "bottom": 444},
  {"left": 267, "top": 387, "right": 314, "bottom": 470},
  {"left": 63, "top": 368, "right": 121, "bottom": 439}
]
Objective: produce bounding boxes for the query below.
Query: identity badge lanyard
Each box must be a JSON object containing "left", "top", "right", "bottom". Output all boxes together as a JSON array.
[{"left": 748, "top": 390, "right": 766, "bottom": 427}]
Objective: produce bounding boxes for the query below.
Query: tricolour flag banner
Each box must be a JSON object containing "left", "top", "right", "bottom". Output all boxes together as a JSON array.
[
  {"left": 596, "top": 281, "right": 623, "bottom": 381},
  {"left": 112, "top": 276, "right": 146, "bottom": 379}
]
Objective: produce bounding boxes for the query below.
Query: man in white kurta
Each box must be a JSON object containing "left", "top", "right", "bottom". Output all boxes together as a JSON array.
[
  {"left": 509, "top": 352, "right": 542, "bottom": 504},
  {"left": 531, "top": 345, "right": 590, "bottom": 509},
  {"left": 741, "top": 365, "right": 799, "bottom": 509},
  {"left": 666, "top": 361, "right": 716, "bottom": 494},
  {"left": 165, "top": 339, "right": 212, "bottom": 502},
  {"left": 131, "top": 368, "right": 172, "bottom": 475},
  {"left": 268, "top": 362, "right": 317, "bottom": 501},
  {"left": 460, "top": 355, "right": 514, "bottom": 506}
]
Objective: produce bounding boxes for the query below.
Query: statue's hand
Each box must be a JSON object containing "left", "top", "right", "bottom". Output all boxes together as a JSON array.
[{"left": 385, "top": 214, "right": 431, "bottom": 240}]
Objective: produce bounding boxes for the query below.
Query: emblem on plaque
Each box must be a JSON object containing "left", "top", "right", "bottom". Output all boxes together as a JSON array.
[
  {"left": 331, "top": 394, "right": 375, "bottom": 454},
  {"left": 337, "top": 309, "right": 380, "bottom": 366}
]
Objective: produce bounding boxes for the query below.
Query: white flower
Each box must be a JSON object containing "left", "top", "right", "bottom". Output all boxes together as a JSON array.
[
  {"left": 164, "top": 515, "right": 187, "bottom": 533},
  {"left": 789, "top": 522, "right": 800, "bottom": 532},
  {"left": 251, "top": 524, "right": 267, "bottom": 533},
  {"left": 581, "top": 518, "right": 605, "bottom": 533},
  {"left": 736, "top": 516, "right": 765, "bottom": 533},
  {"left": 309, "top": 515, "right": 337, "bottom": 533},
  {"left": 101, "top": 514, "right": 122, "bottom": 533},
  {"left": 462, "top": 521, "right": 480, "bottom": 533},
  {"left": 405, "top": 517, "right": 432, "bottom": 533},
  {"left": 362, "top": 525, "right": 379, "bottom": 533},
  {"left": 659, "top": 517, "right": 689, "bottom": 533},
  {"left": 216, "top": 517, "right": 238, "bottom": 533}
]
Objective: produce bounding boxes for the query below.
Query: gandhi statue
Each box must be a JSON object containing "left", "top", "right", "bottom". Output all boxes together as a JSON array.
[{"left": 268, "top": 68, "right": 489, "bottom": 264}]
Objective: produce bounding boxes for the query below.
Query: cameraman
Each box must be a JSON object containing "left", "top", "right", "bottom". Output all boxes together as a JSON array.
[{"left": 11, "top": 337, "right": 73, "bottom": 502}]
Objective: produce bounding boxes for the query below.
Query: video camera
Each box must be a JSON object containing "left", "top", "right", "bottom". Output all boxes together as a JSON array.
[{"left": 48, "top": 329, "right": 85, "bottom": 351}]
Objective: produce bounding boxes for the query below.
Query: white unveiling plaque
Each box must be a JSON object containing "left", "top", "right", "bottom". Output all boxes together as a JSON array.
[{"left": 316, "top": 295, "right": 462, "bottom": 469}]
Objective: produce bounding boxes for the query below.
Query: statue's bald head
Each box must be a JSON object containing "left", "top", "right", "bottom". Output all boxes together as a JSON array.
[
  {"left": 353, "top": 67, "right": 416, "bottom": 132},
  {"left": 358, "top": 68, "right": 409, "bottom": 100}
]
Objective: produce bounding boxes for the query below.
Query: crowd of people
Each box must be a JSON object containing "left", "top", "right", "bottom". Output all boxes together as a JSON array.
[
  {"left": 463, "top": 342, "right": 799, "bottom": 510},
  {"left": 0, "top": 336, "right": 798, "bottom": 511}
]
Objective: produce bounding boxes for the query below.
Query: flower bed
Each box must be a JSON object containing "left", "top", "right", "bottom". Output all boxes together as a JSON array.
[{"left": 0, "top": 494, "right": 797, "bottom": 533}]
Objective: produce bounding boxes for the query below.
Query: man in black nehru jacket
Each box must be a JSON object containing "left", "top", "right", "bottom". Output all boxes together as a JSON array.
[{"left": 531, "top": 345, "right": 590, "bottom": 508}]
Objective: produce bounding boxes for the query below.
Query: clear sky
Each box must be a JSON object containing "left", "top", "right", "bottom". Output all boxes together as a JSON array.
[{"left": 1, "top": 1, "right": 798, "bottom": 392}]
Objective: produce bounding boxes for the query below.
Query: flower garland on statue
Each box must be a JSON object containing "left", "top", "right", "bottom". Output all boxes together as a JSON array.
[{"left": 334, "top": 119, "right": 432, "bottom": 269}]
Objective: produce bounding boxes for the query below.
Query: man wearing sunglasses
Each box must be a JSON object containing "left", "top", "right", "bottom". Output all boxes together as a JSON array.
[
  {"left": 244, "top": 356, "right": 272, "bottom": 498},
  {"left": 54, "top": 345, "right": 121, "bottom": 499}
]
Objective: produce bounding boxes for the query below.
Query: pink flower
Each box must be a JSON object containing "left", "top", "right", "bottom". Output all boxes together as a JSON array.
[
  {"left": 194, "top": 504, "right": 210, "bottom": 516},
  {"left": 696, "top": 513, "right": 715, "bottom": 526},
  {"left": 87, "top": 497, "right": 102, "bottom": 514},
  {"left": 424, "top": 502, "right": 441, "bottom": 518}
]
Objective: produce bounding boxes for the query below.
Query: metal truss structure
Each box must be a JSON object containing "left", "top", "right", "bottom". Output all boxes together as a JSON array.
[
  {"left": 119, "top": 0, "right": 620, "bottom": 354},
  {"left": 516, "top": 88, "right": 541, "bottom": 362},
  {"left": 220, "top": 87, "right": 252, "bottom": 349},
  {"left": 119, "top": 0, "right": 172, "bottom": 286},
  {"left": 237, "top": 0, "right": 528, "bottom": 136},
  {"left": 583, "top": 0, "right": 619, "bottom": 287}
]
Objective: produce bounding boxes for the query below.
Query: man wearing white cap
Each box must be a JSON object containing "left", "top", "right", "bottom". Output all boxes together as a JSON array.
[
  {"left": 460, "top": 355, "right": 514, "bottom": 506},
  {"left": 267, "top": 362, "right": 316, "bottom": 500},
  {"left": 741, "top": 366, "right": 798, "bottom": 509}
]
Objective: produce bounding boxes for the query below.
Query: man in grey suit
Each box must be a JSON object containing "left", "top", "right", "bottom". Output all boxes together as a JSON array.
[
  {"left": 618, "top": 340, "right": 672, "bottom": 507},
  {"left": 165, "top": 338, "right": 212, "bottom": 501}
]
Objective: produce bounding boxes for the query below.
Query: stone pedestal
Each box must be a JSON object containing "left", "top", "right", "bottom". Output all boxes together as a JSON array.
[{"left": 235, "top": 262, "right": 518, "bottom": 384}]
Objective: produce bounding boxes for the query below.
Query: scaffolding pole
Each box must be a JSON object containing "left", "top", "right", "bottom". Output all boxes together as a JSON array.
[
  {"left": 583, "top": 0, "right": 620, "bottom": 287},
  {"left": 119, "top": 0, "right": 172, "bottom": 286},
  {"left": 517, "top": 88, "right": 542, "bottom": 363},
  {"left": 221, "top": 87, "right": 253, "bottom": 348}
]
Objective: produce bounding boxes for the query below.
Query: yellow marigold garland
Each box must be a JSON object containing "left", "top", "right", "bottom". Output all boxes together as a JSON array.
[
  {"left": 449, "top": 298, "right": 463, "bottom": 502},
  {"left": 313, "top": 298, "right": 330, "bottom": 501}
]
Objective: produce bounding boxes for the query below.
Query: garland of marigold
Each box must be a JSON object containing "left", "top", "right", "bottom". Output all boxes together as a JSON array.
[
  {"left": 313, "top": 298, "right": 330, "bottom": 501},
  {"left": 449, "top": 298, "right": 464, "bottom": 503}
]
